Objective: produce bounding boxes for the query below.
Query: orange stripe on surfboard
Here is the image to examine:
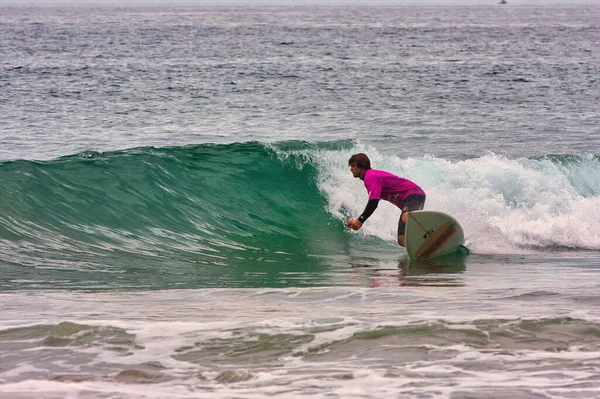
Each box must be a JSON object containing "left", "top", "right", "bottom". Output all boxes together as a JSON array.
[{"left": 415, "top": 222, "right": 457, "bottom": 260}]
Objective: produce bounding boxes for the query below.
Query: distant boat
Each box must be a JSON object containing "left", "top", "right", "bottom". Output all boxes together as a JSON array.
[{"left": 499, "top": 0, "right": 507, "bottom": 3}]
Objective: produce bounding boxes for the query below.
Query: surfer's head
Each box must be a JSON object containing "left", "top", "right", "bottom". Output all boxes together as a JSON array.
[
  {"left": 348, "top": 153, "right": 371, "bottom": 170},
  {"left": 348, "top": 153, "right": 371, "bottom": 179}
]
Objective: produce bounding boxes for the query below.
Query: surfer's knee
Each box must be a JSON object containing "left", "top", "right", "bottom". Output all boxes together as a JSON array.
[
  {"left": 401, "top": 212, "right": 409, "bottom": 222},
  {"left": 397, "top": 235, "right": 405, "bottom": 247}
]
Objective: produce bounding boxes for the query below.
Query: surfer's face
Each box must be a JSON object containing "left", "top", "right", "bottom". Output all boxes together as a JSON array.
[{"left": 350, "top": 163, "right": 365, "bottom": 179}]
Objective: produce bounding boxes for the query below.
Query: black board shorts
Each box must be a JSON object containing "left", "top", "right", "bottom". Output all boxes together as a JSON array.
[{"left": 397, "top": 194, "right": 426, "bottom": 236}]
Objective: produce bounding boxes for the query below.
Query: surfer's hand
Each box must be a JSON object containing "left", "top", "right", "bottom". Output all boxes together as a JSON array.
[{"left": 346, "top": 219, "right": 363, "bottom": 230}]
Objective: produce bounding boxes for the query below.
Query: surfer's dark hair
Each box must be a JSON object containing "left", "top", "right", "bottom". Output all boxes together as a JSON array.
[{"left": 348, "top": 153, "right": 371, "bottom": 170}]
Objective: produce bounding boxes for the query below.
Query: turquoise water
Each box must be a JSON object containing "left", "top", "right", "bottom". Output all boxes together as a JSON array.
[
  {"left": 1, "top": 4, "right": 599, "bottom": 398},
  {"left": 0, "top": 141, "right": 348, "bottom": 289}
]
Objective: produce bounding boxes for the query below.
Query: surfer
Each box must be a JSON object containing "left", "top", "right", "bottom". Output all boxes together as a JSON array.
[{"left": 346, "top": 153, "right": 426, "bottom": 247}]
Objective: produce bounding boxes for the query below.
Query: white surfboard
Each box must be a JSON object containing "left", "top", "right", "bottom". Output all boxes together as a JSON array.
[{"left": 405, "top": 210, "right": 466, "bottom": 260}]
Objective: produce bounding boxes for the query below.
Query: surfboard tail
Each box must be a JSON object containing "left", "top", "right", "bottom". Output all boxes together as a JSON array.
[{"left": 405, "top": 211, "right": 467, "bottom": 261}]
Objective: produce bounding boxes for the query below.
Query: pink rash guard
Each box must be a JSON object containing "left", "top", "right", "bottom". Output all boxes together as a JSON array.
[{"left": 363, "top": 169, "right": 425, "bottom": 209}]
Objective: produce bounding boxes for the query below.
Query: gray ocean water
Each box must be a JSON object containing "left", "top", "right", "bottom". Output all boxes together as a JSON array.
[{"left": 1, "top": 4, "right": 600, "bottom": 398}]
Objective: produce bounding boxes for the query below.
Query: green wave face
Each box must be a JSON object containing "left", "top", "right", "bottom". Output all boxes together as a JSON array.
[{"left": 0, "top": 141, "right": 354, "bottom": 290}]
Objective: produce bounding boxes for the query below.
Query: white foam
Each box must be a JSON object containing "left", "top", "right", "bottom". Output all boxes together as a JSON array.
[
  {"left": 311, "top": 143, "right": 600, "bottom": 254},
  {"left": 0, "top": 363, "right": 48, "bottom": 379},
  {"left": 2, "top": 288, "right": 600, "bottom": 398}
]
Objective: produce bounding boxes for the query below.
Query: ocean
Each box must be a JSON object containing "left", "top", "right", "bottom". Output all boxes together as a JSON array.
[{"left": 1, "top": 4, "right": 599, "bottom": 398}]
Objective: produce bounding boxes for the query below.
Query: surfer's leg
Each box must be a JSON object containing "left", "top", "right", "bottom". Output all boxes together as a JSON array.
[
  {"left": 397, "top": 211, "right": 409, "bottom": 247},
  {"left": 397, "top": 194, "right": 426, "bottom": 247}
]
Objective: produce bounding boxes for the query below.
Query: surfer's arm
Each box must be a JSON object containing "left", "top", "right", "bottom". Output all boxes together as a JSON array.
[
  {"left": 347, "top": 199, "right": 379, "bottom": 230},
  {"left": 358, "top": 199, "right": 379, "bottom": 223}
]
